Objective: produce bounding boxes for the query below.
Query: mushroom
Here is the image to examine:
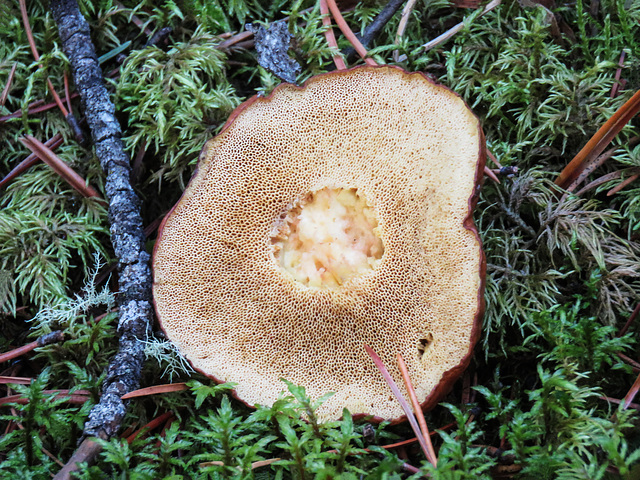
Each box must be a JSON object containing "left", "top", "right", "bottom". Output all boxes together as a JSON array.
[{"left": 152, "top": 65, "right": 485, "bottom": 422}]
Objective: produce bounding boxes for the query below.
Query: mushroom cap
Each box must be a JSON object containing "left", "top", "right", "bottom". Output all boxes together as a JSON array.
[{"left": 153, "top": 65, "right": 486, "bottom": 422}]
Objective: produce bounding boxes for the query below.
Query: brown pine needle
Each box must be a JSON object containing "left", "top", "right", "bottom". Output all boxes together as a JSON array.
[
  {"left": 618, "top": 353, "right": 640, "bottom": 370},
  {"left": 486, "top": 149, "right": 502, "bottom": 168},
  {"left": 397, "top": 353, "right": 438, "bottom": 467},
  {"left": 600, "top": 396, "right": 640, "bottom": 410},
  {"left": 623, "top": 372, "right": 640, "bottom": 410},
  {"left": 364, "top": 344, "right": 434, "bottom": 466},
  {"left": 0, "top": 341, "right": 39, "bottom": 364},
  {"left": 1, "top": 390, "right": 90, "bottom": 406},
  {"left": 325, "top": 0, "right": 377, "bottom": 66},
  {"left": 0, "top": 376, "right": 33, "bottom": 385},
  {"left": 0, "top": 134, "right": 64, "bottom": 190},
  {"left": 484, "top": 165, "right": 500, "bottom": 184},
  {"left": 121, "top": 382, "right": 189, "bottom": 400},
  {"left": 0, "top": 93, "right": 79, "bottom": 123},
  {"left": 125, "top": 411, "right": 174, "bottom": 444},
  {"left": 320, "top": 0, "right": 347, "bottom": 70},
  {"left": 19, "top": 0, "right": 69, "bottom": 117},
  {"left": 0, "top": 63, "right": 17, "bottom": 106},
  {"left": 607, "top": 172, "right": 640, "bottom": 196},
  {"left": 19, "top": 135, "right": 103, "bottom": 200},
  {"left": 575, "top": 167, "right": 640, "bottom": 197},
  {"left": 556, "top": 88, "right": 640, "bottom": 190},
  {"left": 618, "top": 303, "right": 640, "bottom": 337}
]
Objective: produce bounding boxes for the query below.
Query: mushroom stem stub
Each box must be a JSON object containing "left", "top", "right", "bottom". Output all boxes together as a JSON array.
[{"left": 152, "top": 66, "right": 486, "bottom": 423}]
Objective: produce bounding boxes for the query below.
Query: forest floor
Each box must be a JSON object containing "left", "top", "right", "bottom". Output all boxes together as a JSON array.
[{"left": 1, "top": 0, "right": 640, "bottom": 478}]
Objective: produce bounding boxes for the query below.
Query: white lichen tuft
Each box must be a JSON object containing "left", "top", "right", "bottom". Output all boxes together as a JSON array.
[
  {"left": 31, "top": 253, "right": 116, "bottom": 335},
  {"left": 141, "top": 335, "right": 195, "bottom": 381}
]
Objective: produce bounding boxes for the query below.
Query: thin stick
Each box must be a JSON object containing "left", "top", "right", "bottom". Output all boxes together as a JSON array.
[
  {"left": 0, "top": 63, "right": 17, "bottom": 106},
  {"left": 423, "top": 0, "right": 501, "bottom": 51},
  {"left": 320, "top": 0, "right": 347, "bottom": 70},
  {"left": 0, "top": 331, "right": 64, "bottom": 363},
  {"left": 326, "top": 0, "right": 378, "bottom": 66},
  {"left": 397, "top": 353, "right": 438, "bottom": 466},
  {"left": 394, "top": 0, "right": 419, "bottom": 61}
]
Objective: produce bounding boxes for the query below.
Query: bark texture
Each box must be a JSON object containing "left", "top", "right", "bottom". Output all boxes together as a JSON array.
[
  {"left": 50, "top": 0, "right": 152, "bottom": 440},
  {"left": 248, "top": 21, "right": 301, "bottom": 83}
]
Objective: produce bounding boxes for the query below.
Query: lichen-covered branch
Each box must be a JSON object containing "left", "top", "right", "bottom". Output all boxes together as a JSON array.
[{"left": 50, "top": 0, "right": 152, "bottom": 443}]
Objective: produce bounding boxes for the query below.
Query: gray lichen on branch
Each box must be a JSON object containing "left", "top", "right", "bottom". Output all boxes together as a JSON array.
[{"left": 50, "top": 0, "right": 152, "bottom": 441}]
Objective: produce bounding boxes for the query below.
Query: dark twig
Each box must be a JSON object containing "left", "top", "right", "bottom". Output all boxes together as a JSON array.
[
  {"left": 344, "top": 0, "right": 405, "bottom": 62},
  {"left": 0, "top": 331, "right": 64, "bottom": 364},
  {"left": 50, "top": 0, "right": 153, "bottom": 477}
]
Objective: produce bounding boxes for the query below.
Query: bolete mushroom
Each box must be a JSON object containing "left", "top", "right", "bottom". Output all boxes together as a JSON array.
[{"left": 153, "top": 65, "right": 485, "bottom": 422}]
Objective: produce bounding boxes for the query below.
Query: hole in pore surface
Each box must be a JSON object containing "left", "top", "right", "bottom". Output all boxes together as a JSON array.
[
  {"left": 271, "top": 187, "right": 384, "bottom": 288},
  {"left": 418, "top": 333, "right": 434, "bottom": 358}
]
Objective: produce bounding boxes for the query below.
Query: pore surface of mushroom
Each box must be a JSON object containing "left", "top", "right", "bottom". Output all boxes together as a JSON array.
[{"left": 153, "top": 66, "right": 486, "bottom": 422}]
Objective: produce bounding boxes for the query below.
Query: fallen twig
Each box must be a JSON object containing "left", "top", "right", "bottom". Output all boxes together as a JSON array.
[
  {"left": 50, "top": 0, "right": 154, "bottom": 477},
  {"left": 422, "top": 0, "right": 502, "bottom": 51},
  {"left": 0, "top": 331, "right": 64, "bottom": 364},
  {"left": 394, "top": 0, "right": 419, "bottom": 62}
]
